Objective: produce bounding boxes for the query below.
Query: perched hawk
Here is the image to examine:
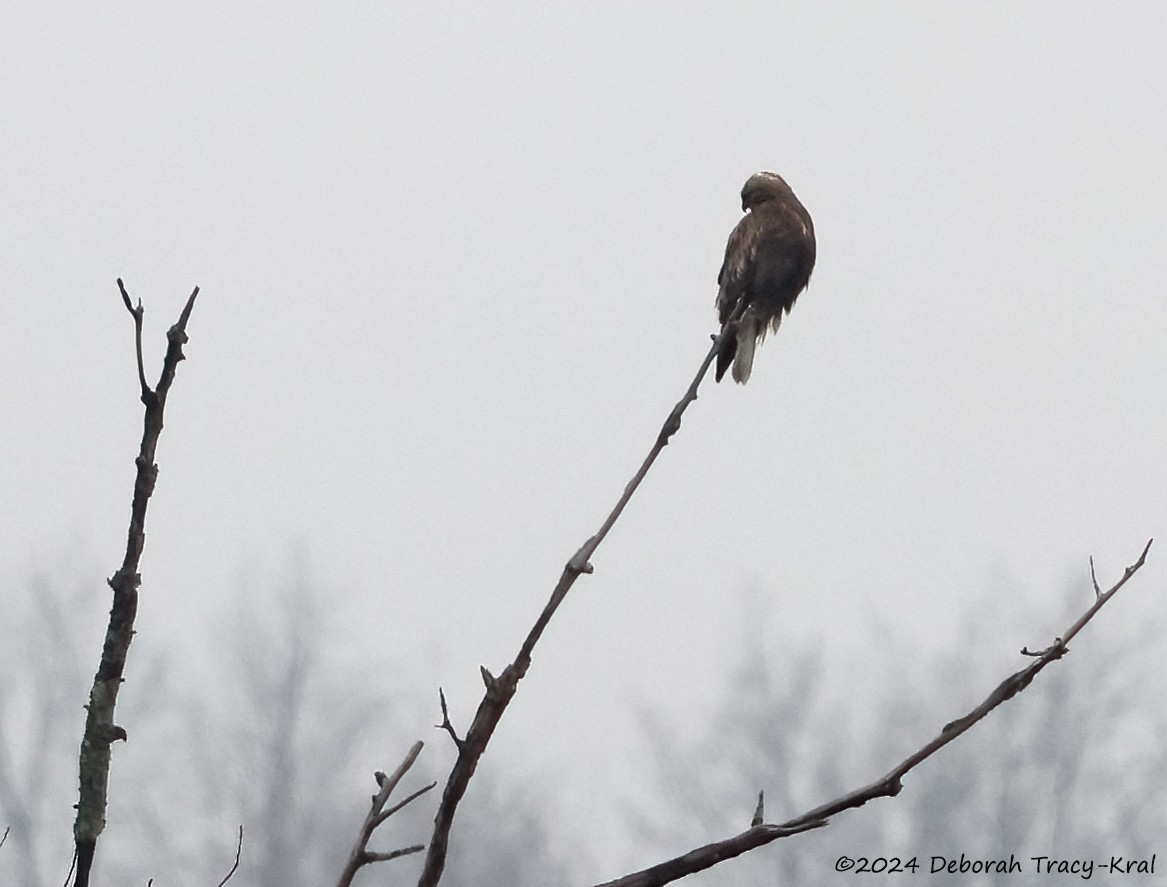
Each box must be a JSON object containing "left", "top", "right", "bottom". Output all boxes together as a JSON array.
[{"left": 715, "top": 172, "right": 816, "bottom": 384}]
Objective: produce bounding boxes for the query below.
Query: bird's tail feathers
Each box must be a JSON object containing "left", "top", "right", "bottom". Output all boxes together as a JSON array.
[
  {"left": 714, "top": 334, "right": 736, "bottom": 382},
  {"left": 731, "top": 317, "right": 760, "bottom": 384}
]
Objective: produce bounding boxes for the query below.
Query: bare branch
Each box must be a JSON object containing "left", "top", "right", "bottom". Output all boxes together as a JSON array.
[
  {"left": 417, "top": 328, "right": 735, "bottom": 887},
  {"left": 374, "top": 780, "right": 438, "bottom": 829},
  {"left": 595, "top": 821, "right": 828, "bottom": 887},
  {"left": 117, "top": 278, "right": 149, "bottom": 399},
  {"left": 215, "top": 826, "right": 244, "bottom": 886},
  {"left": 1058, "top": 539, "right": 1151, "bottom": 646},
  {"left": 336, "top": 741, "right": 432, "bottom": 887},
  {"left": 596, "top": 539, "right": 1153, "bottom": 887},
  {"left": 435, "top": 688, "right": 463, "bottom": 751},
  {"left": 72, "top": 281, "right": 200, "bottom": 887},
  {"left": 365, "top": 845, "right": 426, "bottom": 863},
  {"left": 782, "top": 541, "right": 1152, "bottom": 826}
]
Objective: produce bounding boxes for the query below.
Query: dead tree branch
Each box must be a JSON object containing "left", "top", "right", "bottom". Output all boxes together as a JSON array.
[
  {"left": 72, "top": 280, "right": 200, "bottom": 887},
  {"left": 596, "top": 539, "right": 1153, "bottom": 887},
  {"left": 337, "top": 741, "right": 433, "bottom": 887},
  {"left": 417, "top": 327, "right": 735, "bottom": 887}
]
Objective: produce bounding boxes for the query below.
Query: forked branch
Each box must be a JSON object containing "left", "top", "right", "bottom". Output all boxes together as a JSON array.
[{"left": 337, "top": 741, "right": 433, "bottom": 887}]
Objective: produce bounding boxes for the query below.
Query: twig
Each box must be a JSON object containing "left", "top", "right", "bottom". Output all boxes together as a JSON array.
[
  {"left": 595, "top": 539, "right": 1153, "bottom": 887},
  {"left": 117, "top": 278, "right": 149, "bottom": 399},
  {"left": 365, "top": 844, "right": 427, "bottom": 864},
  {"left": 72, "top": 281, "right": 200, "bottom": 887},
  {"left": 0, "top": 825, "right": 8, "bottom": 850},
  {"left": 215, "top": 825, "right": 244, "bottom": 886},
  {"left": 417, "top": 328, "right": 735, "bottom": 887},
  {"left": 336, "top": 741, "right": 433, "bottom": 887},
  {"left": 436, "top": 688, "right": 463, "bottom": 750},
  {"left": 377, "top": 780, "right": 439, "bottom": 826}
]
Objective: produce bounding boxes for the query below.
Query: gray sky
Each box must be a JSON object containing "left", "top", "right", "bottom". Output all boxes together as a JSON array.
[{"left": 3, "top": 2, "right": 1165, "bottom": 876}]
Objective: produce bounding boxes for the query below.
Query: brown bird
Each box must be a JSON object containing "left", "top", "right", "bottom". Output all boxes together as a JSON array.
[{"left": 715, "top": 172, "right": 816, "bottom": 383}]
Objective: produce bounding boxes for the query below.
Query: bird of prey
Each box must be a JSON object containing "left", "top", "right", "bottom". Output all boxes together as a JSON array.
[{"left": 715, "top": 172, "right": 816, "bottom": 384}]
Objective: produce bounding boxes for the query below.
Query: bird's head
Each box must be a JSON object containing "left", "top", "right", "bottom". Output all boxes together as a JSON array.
[{"left": 741, "top": 171, "right": 792, "bottom": 212}]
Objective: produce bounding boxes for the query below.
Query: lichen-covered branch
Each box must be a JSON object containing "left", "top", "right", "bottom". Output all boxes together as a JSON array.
[{"left": 72, "top": 280, "right": 199, "bottom": 887}]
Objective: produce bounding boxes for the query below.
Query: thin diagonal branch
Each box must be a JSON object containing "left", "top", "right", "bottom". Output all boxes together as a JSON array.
[
  {"left": 72, "top": 281, "right": 200, "bottom": 887},
  {"left": 596, "top": 539, "right": 1153, "bottom": 887},
  {"left": 215, "top": 825, "right": 243, "bottom": 886},
  {"left": 419, "top": 326, "right": 736, "bottom": 887}
]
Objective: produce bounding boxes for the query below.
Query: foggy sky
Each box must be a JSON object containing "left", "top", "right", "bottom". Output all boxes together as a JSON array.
[{"left": 2, "top": 3, "right": 1165, "bottom": 878}]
